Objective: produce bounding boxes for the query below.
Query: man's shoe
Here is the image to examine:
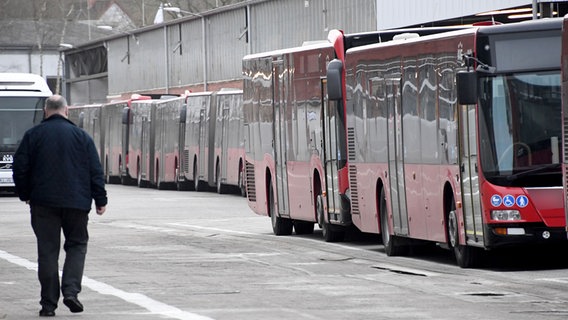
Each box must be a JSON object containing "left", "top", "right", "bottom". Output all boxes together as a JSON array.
[
  {"left": 39, "top": 308, "right": 55, "bottom": 317},
  {"left": 63, "top": 296, "right": 84, "bottom": 313}
]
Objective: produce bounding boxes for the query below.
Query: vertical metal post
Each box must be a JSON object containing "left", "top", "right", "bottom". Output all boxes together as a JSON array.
[
  {"left": 532, "top": 0, "right": 538, "bottom": 20},
  {"left": 164, "top": 25, "right": 169, "bottom": 94},
  {"left": 202, "top": 16, "right": 207, "bottom": 91}
]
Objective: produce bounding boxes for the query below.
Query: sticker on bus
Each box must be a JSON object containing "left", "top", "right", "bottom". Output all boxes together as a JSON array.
[{"left": 490, "top": 195, "right": 502, "bottom": 207}]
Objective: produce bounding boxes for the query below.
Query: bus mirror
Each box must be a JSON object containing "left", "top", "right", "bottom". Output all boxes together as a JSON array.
[
  {"left": 327, "top": 59, "right": 343, "bottom": 101},
  {"left": 456, "top": 71, "right": 478, "bottom": 105},
  {"left": 121, "top": 107, "right": 130, "bottom": 125},
  {"left": 78, "top": 112, "right": 85, "bottom": 128}
]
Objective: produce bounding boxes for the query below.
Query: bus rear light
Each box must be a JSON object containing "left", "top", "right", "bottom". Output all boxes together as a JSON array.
[{"left": 491, "top": 210, "right": 521, "bottom": 221}]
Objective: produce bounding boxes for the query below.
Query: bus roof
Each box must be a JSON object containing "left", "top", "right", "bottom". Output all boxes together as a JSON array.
[{"left": 0, "top": 73, "right": 52, "bottom": 97}]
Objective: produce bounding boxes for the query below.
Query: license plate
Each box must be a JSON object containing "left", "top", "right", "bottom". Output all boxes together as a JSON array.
[{"left": 0, "top": 177, "right": 13, "bottom": 184}]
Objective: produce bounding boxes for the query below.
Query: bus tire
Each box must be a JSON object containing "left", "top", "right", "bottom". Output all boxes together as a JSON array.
[
  {"left": 294, "top": 220, "right": 314, "bottom": 235},
  {"left": 379, "top": 188, "right": 407, "bottom": 256},
  {"left": 216, "top": 162, "right": 228, "bottom": 194},
  {"left": 447, "top": 202, "right": 477, "bottom": 268},
  {"left": 136, "top": 162, "right": 146, "bottom": 188},
  {"left": 269, "top": 184, "right": 293, "bottom": 236},
  {"left": 317, "top": 194, "right": 344, "bottom": 242},
  {"left": 238, "top": 165, "right": 247, "bottom": 197},
  {"left": 193, "top": 162, "right": 205, "bottom": 191}
]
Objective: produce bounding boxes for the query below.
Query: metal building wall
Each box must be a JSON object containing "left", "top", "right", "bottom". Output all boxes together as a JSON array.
[
  {"left": 168, "top": 18, "right": 204, "bottom": 91},
  {"left": 376, "top": 0, "right": 531, "bottom": 29},
  {"left": 72, "top": 0, "right": 379, "bottom": 101},
  {"left": 207, "top": 8, "right": 249, "bottom": 83},
  {"left": 107, "top": 28, "right": 167, "bottom": 97},
  {"left": 248, "top": 0, "right": 376, "bottom": 53}
]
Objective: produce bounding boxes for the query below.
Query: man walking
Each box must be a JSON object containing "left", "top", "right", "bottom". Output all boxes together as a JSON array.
[{"left": 12, "top": 95, "right": 108, "bottom": 317}]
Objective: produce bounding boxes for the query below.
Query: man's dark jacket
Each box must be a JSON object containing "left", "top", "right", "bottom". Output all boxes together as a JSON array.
[{"left": 12, "top": 114, "right": 107, "bottom": 212}]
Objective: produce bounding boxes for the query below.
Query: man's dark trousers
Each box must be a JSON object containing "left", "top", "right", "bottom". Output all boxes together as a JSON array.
[{"left": 30, "top": 205, "right": 89, "bottom": 311}]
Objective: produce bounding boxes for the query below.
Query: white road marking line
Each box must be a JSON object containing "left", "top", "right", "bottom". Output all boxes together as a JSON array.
[{"left": 0, "top": 249, "right": 215, "bottom": 320}]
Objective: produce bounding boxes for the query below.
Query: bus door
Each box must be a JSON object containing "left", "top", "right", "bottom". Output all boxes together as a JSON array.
[
  {"left": 121, "top": 106, "right": 130, "bottom": 179},
  {"left": 140, "top": 114, "right": 149, "bottom": 181},
  {"left": 321, "top": 78, "right": 341, "bottom": 218},
  {"left": 178, "top": 103, "right": 187, "bottom": 180},
  {"left": 272, "top": 59, "right": 290, "bottom": 217},
  {"left": 198, "top": 105, "right": 207, "bottom": 182},
  {"left": 386, "top": 78, "right": 409, "bottom": 235},
  {"left": 459, "top": 104, "right": 483, "bottom": 243},
  {"left": 149, "top": 106, "right": 157, "bottom": 185},
  {"left": 220, "top": 100, "right": 230, "bottom": 180}
]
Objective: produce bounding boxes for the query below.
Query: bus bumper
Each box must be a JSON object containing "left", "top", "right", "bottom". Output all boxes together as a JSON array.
[{"left": 484, "top": 223, "right": 567, "bottom": 248}]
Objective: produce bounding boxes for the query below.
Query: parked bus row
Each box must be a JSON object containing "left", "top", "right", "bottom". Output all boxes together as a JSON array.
[
  {"left": 243, "top": 18, "right": 566, "bottom": 267},
  {"left": 1, "top": 18, "right": 566, "bottom": 269},
  {"left": 68, "top": 89, "right": 246, "bottom": 195}
]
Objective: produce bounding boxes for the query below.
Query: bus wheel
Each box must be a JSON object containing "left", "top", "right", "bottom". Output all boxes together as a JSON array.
[
  {"left": 193, "top": 162, "right": 205, "bottom": 191},
  {"left": 269, "top": 184, "right": 293, "bottom": 236},
  {"left": 447, "top": 203, "right": 477, "bottom": 268},
  {"left": 136, "top": 163, "right": 144, "bottom": 188},
  {"left": 379, "top": 188, "right": 407, "bottom": 256},
  {"left": 294, "top": 220, "right": 314, "bottom": 235},
  {"left": 317, "top": 194, "right": 344, "bottom": 242},
  {"left": 216, "top": 162, "right": 227, "bottom": 194},
  {"left": 238, "top": 166, "right": 247, "bottom": 197},
  {"left": 105, "top": 157, "right": 110, "bottom": 184}
]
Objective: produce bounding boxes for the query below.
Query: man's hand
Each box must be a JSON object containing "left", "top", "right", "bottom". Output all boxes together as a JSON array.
[{"left": 96, "top": 206, "right": 106, "bottom": 215}]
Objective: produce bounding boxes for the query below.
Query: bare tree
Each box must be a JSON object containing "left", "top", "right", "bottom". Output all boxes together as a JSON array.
[{"left": 56, "top": 4, "right": 75, "bottom": 94}]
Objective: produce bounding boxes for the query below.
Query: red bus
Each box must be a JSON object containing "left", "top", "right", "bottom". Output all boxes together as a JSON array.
[
  {"left": 126, "top": 96, "right": 184, "bottom": 189},
  {"left": 243, "top": 41, "right": 345, "bottom": 240},
  {"left": 177, "top": 90, "right": 245, "bottom": 194},
  {"left": 178, "top": 92, "right": 213, "bottom": 191},
  {"left": 327, "top": 18, "right": 564, "bottom": 267},
  {"left": 562, "top": 16, "right": 568, "bottom": 235},
  {"left": 68, "top": 104, "right": 103, "bottom": 160},
  {"left": 69, "top": 97, "right": 153, "bottom": 185},
  {"left": 211, "top": 89, "right": 246, "bottom": 195},
  {"left": 243, "top": 28, "right": 468, "bottom": 242}
]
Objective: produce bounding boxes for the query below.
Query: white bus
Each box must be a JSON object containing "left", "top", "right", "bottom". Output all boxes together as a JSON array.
[{"left": 0, "top": 73, "right": 52, "bottom": 191}]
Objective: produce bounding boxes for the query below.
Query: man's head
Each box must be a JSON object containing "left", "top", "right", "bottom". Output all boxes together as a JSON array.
[{"left": 44, "top": 95, "right": 68, "bottom": 118}]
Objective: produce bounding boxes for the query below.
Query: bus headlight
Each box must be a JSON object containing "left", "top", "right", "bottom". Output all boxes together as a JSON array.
[{"left": 491, "top": 210, "right": 521, "bottom": 221}]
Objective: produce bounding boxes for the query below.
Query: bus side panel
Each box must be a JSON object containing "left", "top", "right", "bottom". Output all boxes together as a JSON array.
[
  {"left": 243, "top": 56, "right": 274, "bottom": 216},
  {"left": 562, "top": 16, "right": 568, "bottom": 231}
]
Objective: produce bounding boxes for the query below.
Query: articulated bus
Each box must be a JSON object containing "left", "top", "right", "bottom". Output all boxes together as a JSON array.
[
  {"left": 178, "top": 90, "right": 245, "bottom": 194},
  {"left": 126, "top": 96, "right": 183, "bottom": 188},
  {"left": 327, "top": 18, "right": 564, "bottom": 267},
  {"left": 0, "top": 73, "right": 52, "bottom": 191},
  {"left": 68, "top": 103, "right": 103, "bottom": 165},
  {"left": 68, "top": 95, "right": 152, "bottom": 185},
  {"left": 243, "top": 27, "right": 468, "bottom": 241},
  {"left": 211, "top": 89, "right": 245, "bottom": 195}
]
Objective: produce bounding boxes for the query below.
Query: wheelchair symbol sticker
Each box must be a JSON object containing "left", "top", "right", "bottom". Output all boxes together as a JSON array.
[
  {"left": 516, "top": 195, "right": 528, "bottom": 208},
  {"left": 490, "top": 195, "right": 502, "bottom": 207},
  {"left": 503, "top": 195, "right": 515, "bottom": 207}
]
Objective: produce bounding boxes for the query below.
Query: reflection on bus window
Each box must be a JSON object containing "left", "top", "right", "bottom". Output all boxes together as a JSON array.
[{"left": 478, "top": 71, "right": 561, "bottom": 187}]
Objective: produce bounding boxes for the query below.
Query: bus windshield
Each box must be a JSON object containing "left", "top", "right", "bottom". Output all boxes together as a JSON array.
[
  {"left": 478, "top": 71, "right": 561, "bottom": 187},
  {"left": 0, "top": 97, "right": 45, "bottom": 152}
]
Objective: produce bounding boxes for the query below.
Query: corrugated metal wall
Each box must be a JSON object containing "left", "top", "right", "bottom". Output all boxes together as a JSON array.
[
  {"left": 249, "top": 0, "right": 376, "bottom": 53},
  {"left": 107, "top": 28, "right": 167, "bottom": 96},
  {"left": 100, "top": 0, "right": 378, "bottom": 99},
  {"left": 376, "top": 0, "right": 530, "bottom": 29},
  {"left": 207, "top": 8, "right": 249, "bottom": 82}
]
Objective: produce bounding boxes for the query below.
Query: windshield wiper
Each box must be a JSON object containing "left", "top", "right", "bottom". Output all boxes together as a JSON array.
[{"left": 505, "top": 163, "right": 561, "bottom": 182}]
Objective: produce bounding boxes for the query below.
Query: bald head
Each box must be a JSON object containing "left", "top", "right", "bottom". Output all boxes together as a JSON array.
[{"left": 44, "top": 95, "right": 68, "bottom": 118}]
